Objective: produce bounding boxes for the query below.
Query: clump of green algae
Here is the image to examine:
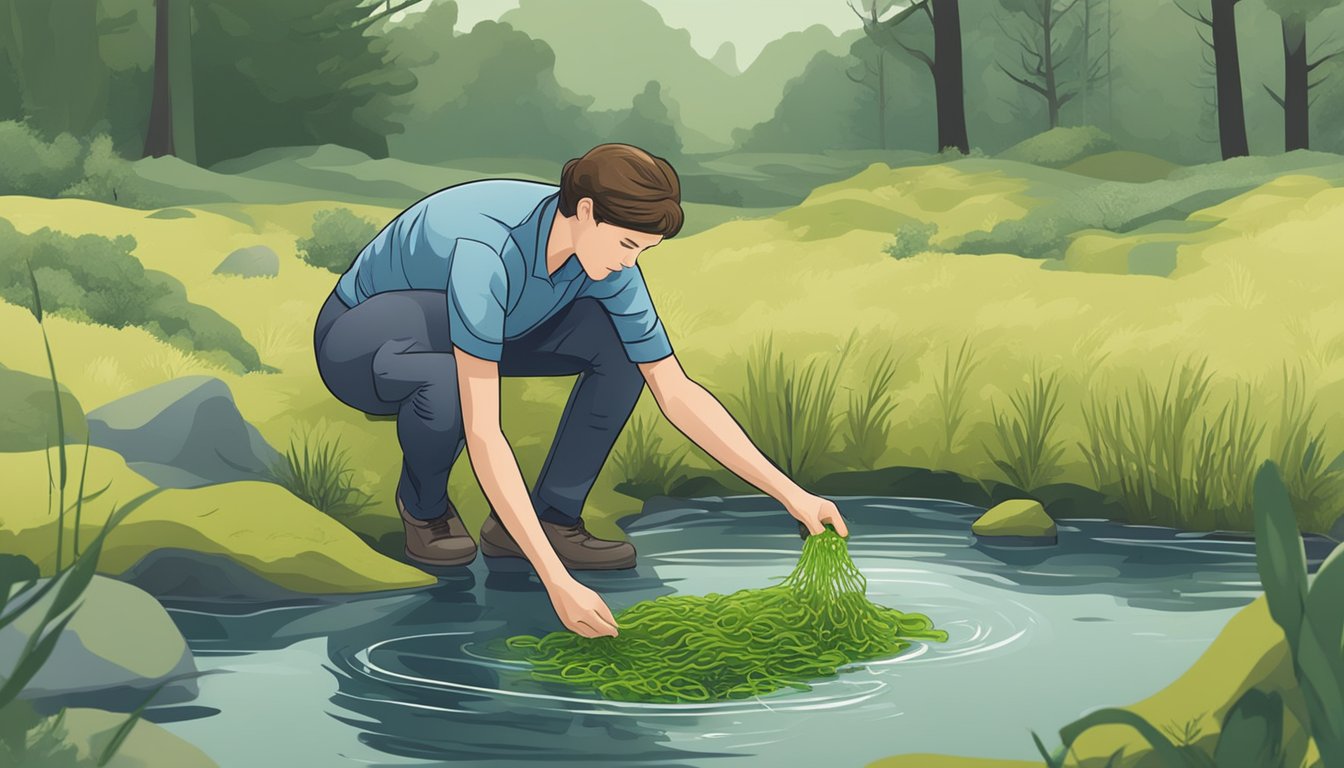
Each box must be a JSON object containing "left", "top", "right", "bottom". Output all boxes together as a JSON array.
[{"left": 493, "top": 525, "right": 949, "bottom": 703}]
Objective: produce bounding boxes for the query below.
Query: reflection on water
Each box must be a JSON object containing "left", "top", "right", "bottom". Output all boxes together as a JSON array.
[{"left": 148, "top": 496, "right": 1336, "bottom": 768}]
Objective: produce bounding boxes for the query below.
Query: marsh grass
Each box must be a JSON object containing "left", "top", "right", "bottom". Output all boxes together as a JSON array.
[
  {"left": 932, "top": 337, "right": 983, "bottom": 462},
  {"left": 611, "top": 412, "right": 692, "bottom": 497},
  {"left": 264, "top": 423, "right": 376, "bottom": 519},
  {"left": 728, "top": 332, "right": 855, "bottom": 487},
  {"left": 981, "top": 360, "right": 1067, "bottom": 492},
  {"left": 1079, "top": 357, "right": 1270, "bottom": 529},
  {"left": 838, "top": 346, "right": 903, "bottom": 471},
  {"left": 1271, "top": 362, "right": 1344, "bottom": 533}
]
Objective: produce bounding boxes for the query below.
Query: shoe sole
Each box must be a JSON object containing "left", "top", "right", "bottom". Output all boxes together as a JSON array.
[
  {"left": 480, "top": 538, "right": 635, "bottom": 570},
  {"left": 403, "top": 545, "right": 477, "bottom": 568}
]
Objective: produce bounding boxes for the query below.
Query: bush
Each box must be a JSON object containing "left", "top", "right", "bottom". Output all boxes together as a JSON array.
[
  {"left": 59, "top": 134, "right": 138, "bottom": 206},
  {"left": 297, "top": 208, "right": 379, "bottom": 273},
  {"left": 0, "top": 218, "right": 265, "bottom": 372},
  {"left": 0, "top": 122, "right": 155, "bottom": 206},
  {"left": 884, "top": 221, "right": 938, "bottom": 260},
  {"left": 998, "top": 126, "right": 1117, "bottom": 168}
]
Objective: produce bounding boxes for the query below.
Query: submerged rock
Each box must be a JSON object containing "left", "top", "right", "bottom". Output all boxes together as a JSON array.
[{"left": 971, "top": 499, "right": 1058, "bottom": 544}]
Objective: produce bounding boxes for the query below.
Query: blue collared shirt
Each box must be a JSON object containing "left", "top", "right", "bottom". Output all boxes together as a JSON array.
[{"left": 334, "top": 179, "right": 673, "bottom": 363}]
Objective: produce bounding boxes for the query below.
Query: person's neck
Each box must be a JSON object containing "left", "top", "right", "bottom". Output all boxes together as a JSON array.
[{"left": 545, "top": 212, "right": 574, "bottom": 276}]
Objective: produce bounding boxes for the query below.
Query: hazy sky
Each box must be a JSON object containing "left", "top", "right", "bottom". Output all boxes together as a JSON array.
[{"left": 446, "top": 0, "right": 862, "bottom": 67}]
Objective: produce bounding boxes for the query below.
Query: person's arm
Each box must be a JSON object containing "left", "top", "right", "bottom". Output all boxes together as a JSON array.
[
  {"left": 454, "top": 347, "right": 573, "bottom": 585},
  {"left": 638, "top": 354, "right": 850, "bottom": 537}
]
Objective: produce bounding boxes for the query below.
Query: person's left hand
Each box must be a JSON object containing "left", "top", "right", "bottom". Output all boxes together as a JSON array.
[{"left": 785, "top": 492, "right": 850, "bottom": 539}]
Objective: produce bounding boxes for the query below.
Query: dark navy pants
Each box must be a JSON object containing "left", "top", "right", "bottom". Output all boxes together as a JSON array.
[{"left": 312, "top": 289, "right": 646, "bottom": 523}]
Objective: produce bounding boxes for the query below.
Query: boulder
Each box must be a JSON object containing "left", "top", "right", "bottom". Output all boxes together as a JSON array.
[
  {"left": 212, "top": 245, "right": 279, "bottom": 277},
  {"left": 0, "top": 445, "right": 437, "bottom": 597},
  {"left": 52, "top": 706, "right": 217, "bottom": 767},
  {"left": 86, "top": 375, "right": 283, "bottom": 488},
  {"left": 972, "top": 499, "right": 1058, "bottom": 544},
  {"left": 0, "top": 574, "right": 199, "bottom": 712},
  {"left": 0, "top": 363, "right": 88, "bottom": 452}
]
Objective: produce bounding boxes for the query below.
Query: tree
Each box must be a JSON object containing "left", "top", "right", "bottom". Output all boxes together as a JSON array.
[
  {"left": 851, "top": 0, "right": 970, "bottom": 153},
  {"left": 1262, "top": 0, "right": 1344, "bottom": 151},
  {"left": 996, "top": 0, "right": 1082, "bottom": 130},
  {"left": 611, "top": 81, "right": 683, "bottom": 160},
  {"left": 0, "top": 0, "right": 109, "bottom": 137},
  {"left": 142, "top": 0, "right": 174, "bottom": 158},
  {"left": 1177, "top": 0, "right": 1250, "bottom": 159},
  {"left": 1076, "top": 0, "right": 1115, "bottom": 127}
]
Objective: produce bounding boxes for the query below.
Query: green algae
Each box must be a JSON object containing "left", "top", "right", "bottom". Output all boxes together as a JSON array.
[{"left": 493, "top": 525, "right": 948, "bottom": 703}]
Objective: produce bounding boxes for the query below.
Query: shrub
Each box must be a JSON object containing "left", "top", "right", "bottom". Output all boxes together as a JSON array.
[
  {"left": 998, "top": 126, "right": 1117, "bottom": 168},
  {"left": 883, "top": 221, "right": 938, "bottom": 260},
  {"left": 297, "top": 208, "right": 379, "bottom": 273},
  {"left": 0, "top": 122, "right": 83, "bottom": 196},
  {"left": 0, "top": 218, "right": 265, "bottom": 373}
]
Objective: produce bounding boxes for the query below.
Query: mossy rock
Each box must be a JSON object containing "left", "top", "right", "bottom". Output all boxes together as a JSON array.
[
  {"left": 972, "top": 499, "right": 1057, "bottom": 542},
  {"left": 57, "top": 706, "right": 218, "bottom": 767},
  {"left": 0, "top": 364, "right": 88, "bottom": 452},
  {"left": 0, "top": 445, "right": 436, "bottom": 597},
  {"left": 145, "top": 207, "right": 197, "bottom": 220}
]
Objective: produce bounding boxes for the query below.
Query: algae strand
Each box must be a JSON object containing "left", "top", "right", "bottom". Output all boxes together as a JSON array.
[{"left": 492, "top": 525, "right": 948, "bottom": 703}]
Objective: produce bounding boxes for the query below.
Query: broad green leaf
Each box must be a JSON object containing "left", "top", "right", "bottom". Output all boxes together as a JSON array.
[
  {"left": 1253, "top": 461, "right": 1308, "bottom": 650},
  {"left": 1058, "top": 707, "right": 1187, "bottom": 765},
  {"left": 1212, "top": 688, "right": 1285, "bottom": 768}
]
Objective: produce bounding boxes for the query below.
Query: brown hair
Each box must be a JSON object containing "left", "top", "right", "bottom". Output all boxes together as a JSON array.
[{"left": 558, "top": 143, "right": 683, "bottom": 238}]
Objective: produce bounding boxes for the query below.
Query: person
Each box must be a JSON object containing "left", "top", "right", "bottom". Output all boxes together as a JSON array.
[{"left": 312, "top": 143, "right": 850, "bottom": 640}]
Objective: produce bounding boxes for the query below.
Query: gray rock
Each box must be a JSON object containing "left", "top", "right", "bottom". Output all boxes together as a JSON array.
[
  {"left": 86, "top": 375, "right": 283, "bottom": 488},
  {"left": 118, "top": 547, "right": 318, "bottom": 603},
  {"left": 213, "top": 245, "right": 279, "bottom": 278},
  {"left": 0, "top": 574, "right": 200, "bottom": 711}
]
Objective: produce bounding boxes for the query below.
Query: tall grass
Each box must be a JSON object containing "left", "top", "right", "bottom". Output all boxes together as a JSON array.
[
  {"left": 611, "top": 412, "right": 692, "bottom": 497},
  {"left": 1031, "top": 460, "right": 1344, "bottom": 768},
  {"left": 838, "top": 347, "right": 903, "bottom": 471},
  {"left": 932, "top": 336, "right": 983, "bottom": 462},
  {"left": 727, "top": 331, "right": 855, "bottom": 487},
  {"left": 1271, "top": 361, "right": 1344, "bottom": 534},
  {"left": 2, "top": 258, "right": 201, "bottom": 766},
  {"left": 263, "top": 423, "right": 376, "bottom": 519},
  {"left": 981, "top": 360, "right": 1067, "bottom": 492},
  {"left": 1078, "top": 356, "right": 1267, "bottom": 530}
]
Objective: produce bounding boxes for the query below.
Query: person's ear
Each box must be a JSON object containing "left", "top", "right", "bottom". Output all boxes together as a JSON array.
[{"left": 578, "top": 197, "right": 594, "bottom": 223}]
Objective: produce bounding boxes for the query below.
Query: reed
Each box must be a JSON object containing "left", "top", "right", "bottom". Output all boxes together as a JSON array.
[
  {"left": 932, "top": 336, "right": 983, "bottom": 462},
  {"left": 981, "top": 360, "right": 1067, "bottom": 492},
  {"left": 264, "top": 423, "right": 376, "bottom": 519},
  {"left": 611, "top": 412, "right": 692, "bottom": 497},
  {"left": 728, "top": 332, "right": 854, "bottom": 487},
  {"left": 839, "top": 346, "right": 903, "bottom": 471}
]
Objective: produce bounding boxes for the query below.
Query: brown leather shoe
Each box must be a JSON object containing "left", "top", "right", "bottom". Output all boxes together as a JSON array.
[
  {"left": 479, "top": 511, "right": 636, "bottom": 570},
  {"left": 399, "top": 495, "right": 477, "bottom": 567}
]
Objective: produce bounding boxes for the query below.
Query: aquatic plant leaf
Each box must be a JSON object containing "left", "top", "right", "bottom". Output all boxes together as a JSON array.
[
  {"left": 1056, "top": 707, "right": 1187, "bottom": 766},
  {"left": 1212, "top": 688, "right": 1285, "bottom": 768},
  {"left": 1253, "top": 461, "right": 1308, "bottom": 651}
]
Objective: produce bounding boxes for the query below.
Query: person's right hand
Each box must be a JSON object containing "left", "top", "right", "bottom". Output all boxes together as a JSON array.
[{"left": 545, "top": 577, "right": 620, "bottom": 638}]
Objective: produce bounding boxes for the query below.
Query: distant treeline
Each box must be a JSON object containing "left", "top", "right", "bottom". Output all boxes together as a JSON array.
[{"left": 0, "top": 0, "right": 1341, "bottom": 170}]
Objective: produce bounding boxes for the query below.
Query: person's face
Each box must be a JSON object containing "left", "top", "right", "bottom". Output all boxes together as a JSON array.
[{"left": 571, "top": 197, "right": 663, "bottom": 280}]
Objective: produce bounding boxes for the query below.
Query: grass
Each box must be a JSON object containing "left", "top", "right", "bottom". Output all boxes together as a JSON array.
[
  {"left": 981, "top": 360, "right": 1067, "bottom": 492},
  {"left": 611, "top": 412, "right": 693, "bottom": 498},
  {"left": 264, "top": 423, "right": 377, "bottom": 519},
  {"left": 838, "top": 346, "right": 903, "bottom": 471},
  {"left": 932, "top": 336, "right": 983, "bottom": 463},
  {"left": 1, "top": 258, "right": 212, "bottom": 767},
  {"left": 1077, "top": 355, "right": 1343, "bottom": 533},
  {"left": 726, "top": 331, "right": 855, "bottom": 487}
]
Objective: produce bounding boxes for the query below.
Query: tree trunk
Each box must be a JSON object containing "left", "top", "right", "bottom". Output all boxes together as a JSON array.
[
  {"left": 168, "top": 0, "right": 195, "bottom": 163},
  {"left": 931, "top": 0, "right": 969, "bottom": 153},
  {"left": 1281, "top": 16, "right": 1309, "bottom": 151},
  {"left": 142, "top": 0, "right": 175, "bottom": 158},
  {"left": 878, "top": 48, "right": 887, "bottom": 149},
  {"left": 1210, "top": 0, "right": 1248, "bottom": 159},
  {"left": 1043, "top": 0, "right": 1060, "bottom": 129}
]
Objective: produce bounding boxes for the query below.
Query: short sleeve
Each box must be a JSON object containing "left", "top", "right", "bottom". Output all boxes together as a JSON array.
[
  {"left": 447, "top": 238, "right": 508, "bottom": 361},
  {"left": 580, "top": 265, "right": 673, "bottom": 363}
]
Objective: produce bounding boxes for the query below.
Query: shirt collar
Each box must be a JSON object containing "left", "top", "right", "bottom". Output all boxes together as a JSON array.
[{"left": 527, "top": 192, "right": 563, "bottom": 284}]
